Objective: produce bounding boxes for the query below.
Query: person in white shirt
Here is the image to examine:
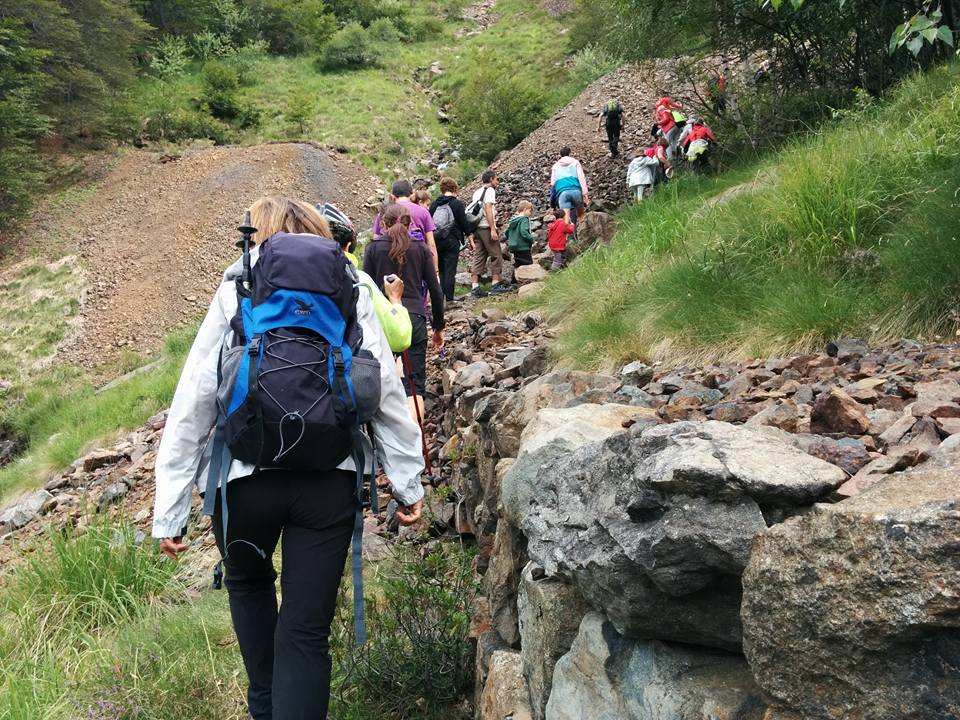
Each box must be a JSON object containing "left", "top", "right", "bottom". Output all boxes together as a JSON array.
[
  {"left": 152, "top": 196, "right": 424, "bottom": 720},
  {"left": 469, "top": 170, "right": 511, "bottom": 296}
]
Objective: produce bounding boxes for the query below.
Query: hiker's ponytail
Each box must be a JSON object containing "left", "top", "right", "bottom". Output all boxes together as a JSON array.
[{"left": 381, "top": 203, "right": 411, "bottom": 270}]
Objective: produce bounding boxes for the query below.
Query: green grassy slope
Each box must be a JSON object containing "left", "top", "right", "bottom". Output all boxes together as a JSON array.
[{"left": 538, "top": 64, "right": 960, "bottom": 367}]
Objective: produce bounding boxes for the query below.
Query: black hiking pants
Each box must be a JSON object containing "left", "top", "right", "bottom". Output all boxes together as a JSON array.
[
  {"left": 605, "top": 121, "right": 621, "bottom": 157},
  {"left": 436, "top": 235, "right": 461, "bottom": 301},
  {"left": 212, "top": 469, "right": 356, "bottom": 720}
]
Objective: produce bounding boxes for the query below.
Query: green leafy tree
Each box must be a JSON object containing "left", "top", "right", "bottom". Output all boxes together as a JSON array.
[
  {"left": 1, "top": 0, "right": 149, "bottom": 138},
  {"left": 285, "top": 93, "right": 315, "bottom": 135},
  {"left": 0, "top": 19, "right": 51, "bottom": 230},
  {"left": 316, "top": 22, "right": 383, "bottom": 71},
  {"left": 242, "top": 0, "right": 337, "bottom": 54},
  {"left": 200, "top": 60, "right": 241, "bottom": 118},
  {"left": 449, "top": 65, "right": 548, "bottom": 161}
]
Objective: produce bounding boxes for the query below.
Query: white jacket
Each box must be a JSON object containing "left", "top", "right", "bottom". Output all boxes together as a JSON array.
[{"left": 152, "top": 249, "right": 425, "bottom": 539}]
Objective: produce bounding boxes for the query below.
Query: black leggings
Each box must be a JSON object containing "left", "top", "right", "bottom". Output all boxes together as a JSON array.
[
  {"left": 212, "top": 469, "right": 356, "bottom": 720},
  {"left": 436, "top": 236, "right": 461, "bottom": 301},
  {"left": 401, "top": 313, "right": 428, "bottom": 397},
  {"left": 606, "top": 122, "right": 621, "bottom": 156}
]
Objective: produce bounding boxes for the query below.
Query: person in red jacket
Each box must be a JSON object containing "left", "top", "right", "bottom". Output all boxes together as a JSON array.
[
  {"left": 547, "top": 215, "right": 576, "bottom": 270},
  {"left": 654, "top": 97, "right": 685, "bottom": 161},
  {"left": 680, "top": 121, "right": 718, "bottom": 175}
]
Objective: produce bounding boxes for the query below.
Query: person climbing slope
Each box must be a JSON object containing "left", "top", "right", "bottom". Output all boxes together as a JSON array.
[
  {"left": 504, "top": 200, "right": 535, "bottom": 267},
  {"left": 654, "top": 96, "right": 686, "bottom": 161},
  {"left": 680, "top": 119, "right": 718, "bottom": 175},
  {"left": 363, "top": 203, "right": 445, "bottom": 423},
  {"left": 626, "top": 136, "right": 670, "bottom": 201},
  {"left": 547, "top": 213, "right": 576, "bottom": 270},
  {"left": 373, "top": 180, "right": 439, "bottom": 272},
  {"left": 153, "top": 196, "right": 425, "bottom": 720},
  {"left": 320, "top": 201, "right": 413, "bottom": 353},
  {"left": 550, "top": 147, "right": 589, "bottom": 226},
  {"left": 597, "top": 98, "right": 626, "bottom": 157},
  {"left": 430, "top": 176, "right": 473, "bottom": 302}
]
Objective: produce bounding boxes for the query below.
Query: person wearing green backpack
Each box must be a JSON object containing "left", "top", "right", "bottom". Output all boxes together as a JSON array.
[{"left": 504, "top": 200, "right": 535, "bottom": 267}]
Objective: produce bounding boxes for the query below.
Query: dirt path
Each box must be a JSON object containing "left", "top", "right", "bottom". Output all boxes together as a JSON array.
[{"left": 48, "top": 143, "right": 379, "bottom": 377}]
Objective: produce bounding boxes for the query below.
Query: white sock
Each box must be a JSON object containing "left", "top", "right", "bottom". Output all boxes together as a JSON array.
[{"left": 472, "top": 283, "right": 480, "bottom": 289}]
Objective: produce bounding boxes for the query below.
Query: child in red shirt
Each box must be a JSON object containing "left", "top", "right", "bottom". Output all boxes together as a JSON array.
[{"left": 548, "top": 216, "right": 576, "bottom": 270}]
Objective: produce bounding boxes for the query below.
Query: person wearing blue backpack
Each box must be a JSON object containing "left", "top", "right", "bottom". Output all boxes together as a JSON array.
[{"left": 152, "top": 196, "right": 425, "bottom": 720}]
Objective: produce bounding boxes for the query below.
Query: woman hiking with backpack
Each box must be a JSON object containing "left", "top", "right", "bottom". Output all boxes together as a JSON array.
[
  {"left": 363, "top": 203, "right": 445, "bottom": 424},
  {"left": 153, "top": 196, "right": 425, "bottom": 720}
]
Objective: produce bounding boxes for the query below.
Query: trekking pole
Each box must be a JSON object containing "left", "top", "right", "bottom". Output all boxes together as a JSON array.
[
  {"left": 401, "top": 350, "right": 433, "bottom": 475},
  {"left": 236, "top": 209, "right": 257, "bottom": 294}
]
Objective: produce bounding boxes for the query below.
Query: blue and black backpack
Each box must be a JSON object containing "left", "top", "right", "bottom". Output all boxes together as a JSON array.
[{"left": 203, "top": 230, "right": 381, "bottom": 642}]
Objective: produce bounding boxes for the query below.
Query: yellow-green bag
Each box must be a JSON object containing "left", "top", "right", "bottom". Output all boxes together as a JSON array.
[{"left": 363, "top": 280, "right": 412, "bottom": 353}]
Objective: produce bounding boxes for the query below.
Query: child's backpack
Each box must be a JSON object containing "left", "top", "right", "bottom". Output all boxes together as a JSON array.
[{"left": 432, "top": 202, "right": 456, "bottom": 242}]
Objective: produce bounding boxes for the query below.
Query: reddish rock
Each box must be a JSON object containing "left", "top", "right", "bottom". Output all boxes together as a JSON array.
[
  {"left": 875, "top": 394, "right": 906, "bottom": 411},
  {"left": 877, "top": 414, "right": 916, "bottom": 446},
  {"left": 936, "top": 417, "right": 960, "bottom": 436},
  {"left": 914, "top": 379, "right": 960, "bottom": 403},
  {"left": 846, "top": 386, "right": 879, "bottom": 404},
  {"left": 746, "top": 400, "right": 801, "bottom": 433},
  {"left": 910, "top": 400, "right": 960, "bottom": 418},
  {"left": 708, "top": 401, "right": 766, "bottom": 424},
  {"left": 806, "top": 439, "right": 872, "bottom": 476},
  {"left": 835, "top": 454, "right": 917, "bottom": 497},
  {"left": 810, "top": 388, "right": 871, "bottom": 435}
]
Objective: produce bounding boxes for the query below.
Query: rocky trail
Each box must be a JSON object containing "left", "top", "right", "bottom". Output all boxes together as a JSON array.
[
  {"left": 3, "top": 279, "right": 959, "bottom": 717},
  {"left": 39, "top": 143, "right": 380, "bottom": 378},
  {"left": 471, "top": 60, "right": 717, "bottom": 224}
]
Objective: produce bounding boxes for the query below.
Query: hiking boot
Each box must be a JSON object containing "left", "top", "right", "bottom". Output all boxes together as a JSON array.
[
  {"left": 469, "top": 286, "right": 488, "bottom": 298},
  {"left": 489, "top": 282, "right": 513, "bottom": 295}
]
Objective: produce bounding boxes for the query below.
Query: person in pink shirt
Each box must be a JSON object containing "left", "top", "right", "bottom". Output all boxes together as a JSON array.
[{"left": 372, "top": 180, "right": 439, "bottom": 272}]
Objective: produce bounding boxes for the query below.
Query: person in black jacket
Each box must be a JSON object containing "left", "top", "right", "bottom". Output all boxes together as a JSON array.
[
  {"left": 429, "top": 176, "right": 472, "bottom": 302},
  {"left": 363, "top": 203, "right": 445, "bottom": 421}
]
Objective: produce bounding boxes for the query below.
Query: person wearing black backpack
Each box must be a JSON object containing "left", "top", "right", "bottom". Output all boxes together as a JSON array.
[
  {"left": 153, "top": 196, "right": 425, "bottom": 720},
  {"left": 429, "top": 176, "right": 472, "bottom": 302}
]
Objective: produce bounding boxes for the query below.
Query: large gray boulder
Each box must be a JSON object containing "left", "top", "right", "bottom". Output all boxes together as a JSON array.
[
  {"left": 488, "top": 370, "right": 623, "bottom": 457},
  {"left": 0, "top": 489, "right": 54, "bottom": 532},
  {"left": 501, "top": 403, "right": 654, "bottom": 526},
  {"left": 518, "top": 563, "right": 591, "bottom": 720},
  {"left": 742, "top": 454, "right": 960, "bottom": 720},
  {"left": 512, "top": 421, "right": 846, "bottom": 650},
  {"left": 545, "top": 612, "right": 768, "bottom": 720}
]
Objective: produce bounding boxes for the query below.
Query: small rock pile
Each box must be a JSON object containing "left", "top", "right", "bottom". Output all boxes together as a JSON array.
[{"left": 0, "top": 412, "right": 169, "bottom": 567}]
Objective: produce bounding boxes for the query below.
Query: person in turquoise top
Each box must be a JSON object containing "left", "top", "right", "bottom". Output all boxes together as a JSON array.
[{"left": 319, "top": 202, "right": 412, "bottom": 353}]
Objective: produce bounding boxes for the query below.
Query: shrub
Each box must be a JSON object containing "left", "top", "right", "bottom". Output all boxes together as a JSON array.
[
  {"left": 316, "top": 23, "right": 383, "bottom": 72},
  {"left": 571, "top": 44, "right": 620, "bottom": 87},
  {"left": 449, "top": 65, "right": 548, "bottom": 161},
  {"left": 150, "top": 35, "right": 192, "bottom": 79},
  {"left": 285, "top": 93, "right": 316, "bottom": 134},
  {"left": 190, "top": 29, "right": 231, "bottom": 62},
  {"left": 200, "top": 60, "right": 241, "bottom": 118},
  {"left": 225, "top": 39, "right": 269, "bottom": 85},
  {"left": 332, "top": 542, "right": 477, "bottom": 718},
  {"left": 368, "top": 17, "right": 402, "bottom": 45},
  {"left": 244, "top": 0, "right": 337, "bottom": 54},
  {"left": 404, "top": 14, "right": 447, "bottom": 42}
]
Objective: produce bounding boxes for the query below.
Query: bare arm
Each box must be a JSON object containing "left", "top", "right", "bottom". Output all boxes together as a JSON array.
[{"left": 485, "top": 202, "right": 498, "bottom": 240}]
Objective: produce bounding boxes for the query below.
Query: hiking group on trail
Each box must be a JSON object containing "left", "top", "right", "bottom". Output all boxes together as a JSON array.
[{"left": 150, "top": 81, "right": 722, "bottom": 720}]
